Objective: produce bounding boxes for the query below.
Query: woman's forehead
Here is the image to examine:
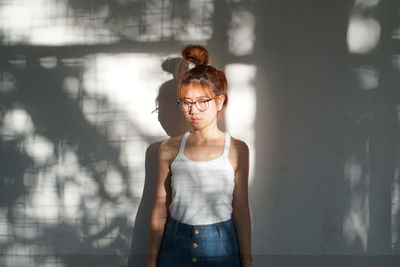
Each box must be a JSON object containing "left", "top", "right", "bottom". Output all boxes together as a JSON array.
[{"left": 180, "top": 83, "right": 213, "bottom": 98}]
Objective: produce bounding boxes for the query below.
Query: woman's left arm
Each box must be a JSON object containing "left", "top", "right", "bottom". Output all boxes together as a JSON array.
[{"left": 232, "top": 140, "right": 252, "bottom": 267}]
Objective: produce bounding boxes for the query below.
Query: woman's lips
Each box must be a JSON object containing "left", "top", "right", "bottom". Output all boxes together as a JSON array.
[{"left": 190, "top": 118, "right": 202, "bottom": 123}]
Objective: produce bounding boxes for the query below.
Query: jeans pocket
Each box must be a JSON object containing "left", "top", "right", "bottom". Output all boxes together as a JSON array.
[
  {"left": 219, "top": 237, "right": 237, "bottom": 256},
  {"left": 218, "top": 221, "right": 239, "bottom": 255}
]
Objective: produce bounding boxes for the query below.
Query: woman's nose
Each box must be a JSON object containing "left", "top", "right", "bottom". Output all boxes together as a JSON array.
[{"left": 188, "top": 104, "right": 198, "bottom": 115}]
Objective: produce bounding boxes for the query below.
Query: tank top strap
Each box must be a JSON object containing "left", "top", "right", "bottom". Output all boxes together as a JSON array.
[
  {"left": 177, "top": 131, "right": 190, "bottom": 156},
  {"left": 222, "top": 132, "right": 231, "bottom": 157}
]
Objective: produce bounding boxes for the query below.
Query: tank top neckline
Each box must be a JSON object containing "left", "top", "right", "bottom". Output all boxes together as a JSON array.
[{"left": 178, "top": 131, "right": 230, "bottom": 163}]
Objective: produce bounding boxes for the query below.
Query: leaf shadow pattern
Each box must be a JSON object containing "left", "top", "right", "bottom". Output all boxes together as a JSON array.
[{"left": 0, "top": 51, "right": 143, "bottom": 266}]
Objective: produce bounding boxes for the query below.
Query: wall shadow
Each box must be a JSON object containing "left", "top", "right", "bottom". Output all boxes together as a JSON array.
[
  {"left": 126, "top": 56, "right": 190, "bottom": 266},
  {"left": 252, "top": 1, "right": 400, "bottom": 265},
  {"left": 252, "top": 0, "right": 351, "bottom": 256}
]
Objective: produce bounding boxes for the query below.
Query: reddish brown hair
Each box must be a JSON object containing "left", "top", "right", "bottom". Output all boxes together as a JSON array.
[{"left": 178, "top": 45, "right": 228, "bottom": 110}]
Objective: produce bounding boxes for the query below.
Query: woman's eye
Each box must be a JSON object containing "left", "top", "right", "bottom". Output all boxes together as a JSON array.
[
  {"left": 197, "top": 100, "right": 207, "bottom": 104},
  {"left": 183, "top": 101, "right": 191, "bottom": 106}
]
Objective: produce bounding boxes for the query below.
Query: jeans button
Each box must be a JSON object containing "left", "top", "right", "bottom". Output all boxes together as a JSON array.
[
  {"left": 192, "top": 257, "right": 198, "bottom": 262},
  {"left": 192, "top": 243, "right": 198, "bottom": 248}
]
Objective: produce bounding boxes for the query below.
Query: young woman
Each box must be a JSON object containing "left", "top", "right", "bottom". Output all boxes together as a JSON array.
[{"left": 147, "top": 45, "right": 252, "bottom": 267}]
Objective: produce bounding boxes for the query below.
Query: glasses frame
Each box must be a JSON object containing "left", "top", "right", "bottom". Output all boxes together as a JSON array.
[{"left": 176, "top": 96, "right": 218, "bottom": 113}]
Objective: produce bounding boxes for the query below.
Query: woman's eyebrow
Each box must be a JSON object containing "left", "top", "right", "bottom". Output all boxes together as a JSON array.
[{"left": 183, "top": 96, "right": 208, "bottom": 100}]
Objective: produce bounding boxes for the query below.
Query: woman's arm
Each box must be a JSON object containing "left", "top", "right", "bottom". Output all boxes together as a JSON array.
[
  {"left": 232, "top": 140, "right": 252, "bottom": 267},
  {"left": 146, "top": 141, "right": 172, "bottom": 267}
]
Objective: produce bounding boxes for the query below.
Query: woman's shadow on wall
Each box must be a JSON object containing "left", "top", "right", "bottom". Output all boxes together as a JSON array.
[{"left": 126, "top": 57, "right": 190, "bottom": 266}]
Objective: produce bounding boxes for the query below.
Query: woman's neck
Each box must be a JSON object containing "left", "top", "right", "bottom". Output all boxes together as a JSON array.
[{"left": 189, "top": 124, "right": 223, "bottom": 143}]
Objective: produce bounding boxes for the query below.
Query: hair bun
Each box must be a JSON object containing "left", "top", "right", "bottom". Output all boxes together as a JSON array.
[{"left": 182, "top": 45, "right": 209, "bottom": 66}]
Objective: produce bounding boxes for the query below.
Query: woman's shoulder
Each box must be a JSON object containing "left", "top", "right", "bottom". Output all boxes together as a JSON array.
[
  {"left": 227, "top": 135, "right": 249, "bottom": 171},
  {"left": 228, "top": 136, "right": 249, "bottom": 172},
  {"left": 158, "top": 134, "right": 185, "bottom": 161},
  {"left": 160, "top": 135, "right": 181, "bottom": 149},
  {"left": 229, "top": 135, "right": 249, "bottom": 155}
]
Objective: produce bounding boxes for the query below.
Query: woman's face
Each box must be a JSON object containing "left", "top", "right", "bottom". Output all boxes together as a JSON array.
[{"left": 179, "top": 83, "right": 224, "bottom": 129}]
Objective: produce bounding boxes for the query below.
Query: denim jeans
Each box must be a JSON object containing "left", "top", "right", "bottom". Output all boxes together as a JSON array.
[{"left": 157, "top": 217, "right": 242, "bottom": 267}]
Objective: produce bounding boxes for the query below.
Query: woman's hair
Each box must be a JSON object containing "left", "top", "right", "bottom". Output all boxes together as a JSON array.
[{"left": 178, "top": 45, "right": 228, "bottom": 110}]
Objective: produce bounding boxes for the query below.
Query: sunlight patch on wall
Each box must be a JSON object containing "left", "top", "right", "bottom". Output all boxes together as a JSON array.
[
  {"left": 352, "top": 66, "right": 379, "bottom": 90},
  {"left": 29, "top": 170, "right": 60, "bottom": 222},
  {"left": 348, "top": 0, "right": 382, "bottom": 54},
  {"left": 1, "top": 107, "right": 34, "bottom": 141},
  {"left": 62, "top": 180, "right": 81, "bottom": 221},
  {"left": 225, "top": 64, "right": 256, "bottom": 184},
  {"left": 393, "top": 55, "right": 400, "bottom": 72},
  {"left": 343, "top": 156, "right": 370, "bottom": 251},
  {"left": 0, "top": 0, "right": 117, "bottom": 45},
  {"left": 39, "top": 57, "right": 58, "bottom": 69},
  {"left": 392, "top": 168, "right": 400, "bottom": 249},
  {"left": 355, "top": 0, "right": 381, "bottom": 8},
  {"left": 82, "top": 53, "right": 169, "bottom": 137},
  {"left": 104, "top": 166, "right": 124, "bottom": 198},
  {"left": 78, "top": 171, "right": 101, "bottom": 210},
  {"left": 22, "top": 135, "right": 55, "bottom": 166},
  {"left": 62, "top": 76, "right": 80, "bottom": 99},
  {"left": 0, "top": 72, "right": 18, "bottom": 94},
  {"left": 393, "top": 26, "right": 400, "bottom": 41},
  {"left": 0, "top": 208, "right": 10, "bottom": 243},
  {"left": 347, "top": 16, "right": 381, "bottom": 54},
  {"left": 228, "top": 8, "right": 255, "bottom": 56},
  {"left": 8, "top": 55, "right": 28, "bottom": 70}
]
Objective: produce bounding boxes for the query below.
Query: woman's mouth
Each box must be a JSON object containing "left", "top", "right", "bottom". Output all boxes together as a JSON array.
[{"left": 191, "top": 118, "right": 202, "bottom": 123}]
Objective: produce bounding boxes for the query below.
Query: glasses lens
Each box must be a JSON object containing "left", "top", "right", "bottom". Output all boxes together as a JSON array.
[
  {"left": 179, "top": 101, "right": 190, "bottom": 112},
  {"left": 195, "top": 100, "right": 209, "bottom": 111}
]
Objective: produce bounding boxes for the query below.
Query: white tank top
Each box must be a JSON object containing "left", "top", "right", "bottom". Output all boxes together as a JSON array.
[{"left": 169, "top": 131, "right": 235, "bottom": 225}]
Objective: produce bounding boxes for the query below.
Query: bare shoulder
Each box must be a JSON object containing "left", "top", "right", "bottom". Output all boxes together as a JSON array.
[
  {"left": 159, "top": 135, "right": 183, "bottom": 163},
  {"left": 229, "top": 136, "right": 249, "bottom": 171},
  {"left": 230, "top": 136, "right": 249, "bottom": 157}
]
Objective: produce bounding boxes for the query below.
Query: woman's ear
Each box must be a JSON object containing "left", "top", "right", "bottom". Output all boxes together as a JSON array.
[{"left": 216, "top": 95, "right": 225, "bottom": 110}]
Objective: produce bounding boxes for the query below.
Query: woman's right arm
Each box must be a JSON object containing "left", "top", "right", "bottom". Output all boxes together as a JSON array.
[{"left": 146, "top": 141, "right": 173, "bottom": 267}]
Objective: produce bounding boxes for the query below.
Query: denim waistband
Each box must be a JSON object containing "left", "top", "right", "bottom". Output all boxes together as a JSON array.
[{"left": 166, "top": 216, "right": 234, "bottom": 238}]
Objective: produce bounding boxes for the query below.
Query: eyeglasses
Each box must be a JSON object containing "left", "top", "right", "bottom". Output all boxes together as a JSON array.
[{"left": 177, "top": 97, "right": 216, "bottom": 112}]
